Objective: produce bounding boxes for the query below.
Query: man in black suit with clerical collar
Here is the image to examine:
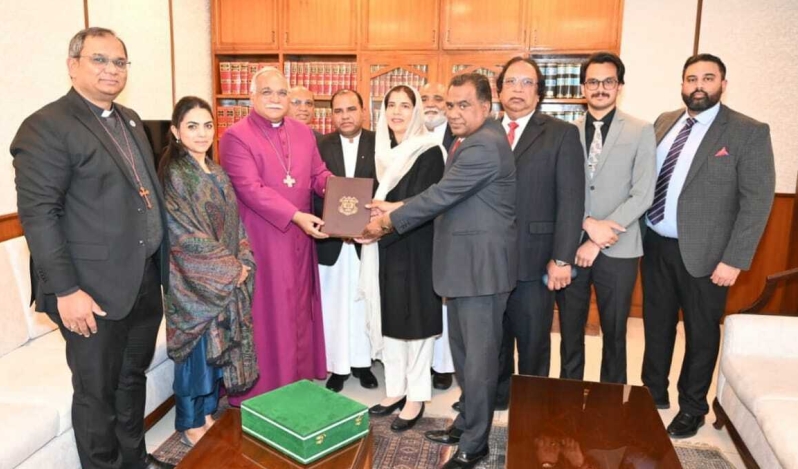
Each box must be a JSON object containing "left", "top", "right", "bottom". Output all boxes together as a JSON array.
[
  {"left": 314, "top": 89, "right": 379, "bottom": 392},
  {"left": 11, "top": 27, "right": 172, "bottom": 469}
]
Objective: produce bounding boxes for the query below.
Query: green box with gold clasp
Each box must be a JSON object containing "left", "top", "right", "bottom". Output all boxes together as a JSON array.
[{"left": 240, "top": 380, "right": 369, "bottom": 464}]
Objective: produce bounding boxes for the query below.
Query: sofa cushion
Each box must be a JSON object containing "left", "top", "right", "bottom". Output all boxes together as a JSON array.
[
  {"left": 0, "top": 333, "right": 74, "bottom": 435},
  {"left": 0, "top": 238, "right": 30, "bottom": 358},
  {"left": 720, "top": 356, "right": 798, "bottom": 414},
  {"left": 756, "top": 399, "right": 798, "bottom": 469},
  {"left": 0, "top": 402, "right": 60, "bottom": 469},
  {"left": 1, "top": 236, "right": 57, "bottom": 340},
  {"left": 0, "top": 319, "right": 170, "bottom": 436}
]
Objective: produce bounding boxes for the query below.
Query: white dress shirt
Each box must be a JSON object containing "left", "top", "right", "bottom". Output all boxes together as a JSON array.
[
  {"left": 339, "top": 132, "right": 361, "bottom": 178},
  {"left": 646, "top": 102, "right": 721, "bottom": 238}
]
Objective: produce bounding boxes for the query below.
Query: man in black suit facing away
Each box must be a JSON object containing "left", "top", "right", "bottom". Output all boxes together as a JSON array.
[
  {"left": 314, "top": 89, "right": 379, "bottom": 392},
  {"left": 11, "top": 28, "right": 172, "bottom": 469},
  {"left": 495, "top": 57, "right": 585, "bottom": 406}
]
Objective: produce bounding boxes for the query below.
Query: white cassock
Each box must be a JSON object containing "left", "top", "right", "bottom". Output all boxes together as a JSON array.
[
  {"left": 319, "top": 133, "right": 372, "bottom": 374},
  {"left": 430, "top": 121, "right": 455, "bottom": 374}
]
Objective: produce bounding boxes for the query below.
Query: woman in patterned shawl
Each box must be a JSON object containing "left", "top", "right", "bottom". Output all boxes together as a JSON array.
[{"left": 158, "top": 96, "right": 258, "bottom": 446}]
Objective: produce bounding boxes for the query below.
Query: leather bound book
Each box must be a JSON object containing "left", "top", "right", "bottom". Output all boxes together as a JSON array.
[{"left": 321, "top": 177, "right": 374, "bottom": 238}]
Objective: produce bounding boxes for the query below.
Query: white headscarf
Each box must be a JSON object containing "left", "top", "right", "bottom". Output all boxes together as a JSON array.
[{"left": 358, "top": 85, "right": 447, "bottom": 359}]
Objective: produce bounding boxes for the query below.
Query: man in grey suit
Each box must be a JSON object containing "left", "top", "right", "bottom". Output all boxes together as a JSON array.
[
  {"left": 11, "top": 28, "right": 172, "bottom": 468},
  {"left": 642, "top": 54, "right": 775, "bottom": 438},
  {"left": 556, "top": 52, "right": 656, "bottom": 384},
  {"left": 362, "top": 73, "right": 517, "bottom": 469}
]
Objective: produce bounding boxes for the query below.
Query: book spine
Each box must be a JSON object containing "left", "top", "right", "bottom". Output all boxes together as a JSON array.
[{"left": 220, "top": 62, "right": 232, "bottom": 95}]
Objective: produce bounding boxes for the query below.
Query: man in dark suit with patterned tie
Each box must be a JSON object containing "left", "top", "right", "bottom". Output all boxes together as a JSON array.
[{"left": 642, "top": 54, "right": 775, "bottom": 438}]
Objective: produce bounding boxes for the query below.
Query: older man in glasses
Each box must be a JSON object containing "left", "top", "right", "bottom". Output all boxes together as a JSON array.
[
  {"left": 555, "top": 52, "right": 656, "bottom": 385},
  {"left": 288, "top": 85, "right": 322, "bottom": 140},
  {"left": 493, "top": 56, "right": 584, "bottom": 409}
]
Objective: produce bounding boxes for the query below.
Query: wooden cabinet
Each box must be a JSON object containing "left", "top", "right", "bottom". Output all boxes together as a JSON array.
[
  {"left": 362, "top": 0, "right": 439, "bottom": 50},
  {"left": 282, "top": 0, "right": 358, "bottom": 51},
  {"left": 441, "top": 0, "right": 528, "bottom": 50},
  {"left": 529, "top": 0, "right": 623, "bottom": 52},
  {"left": 361, "top": 54, "right": 438, "bottom": 127},
  {"left": 212, "top": 0, "right": 279, "bottom": 52}
]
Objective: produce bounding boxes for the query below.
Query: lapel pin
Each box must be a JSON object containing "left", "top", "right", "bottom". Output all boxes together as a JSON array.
[{"left": 130, "top": 120, "right": 136, "bottom": 127}]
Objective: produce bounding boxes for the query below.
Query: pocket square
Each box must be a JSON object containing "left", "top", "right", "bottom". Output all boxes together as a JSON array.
[{"left": 715, "top": 146, "right": 730, "bottom": 157}]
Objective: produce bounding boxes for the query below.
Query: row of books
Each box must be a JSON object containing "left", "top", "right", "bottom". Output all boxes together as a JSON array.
[
  {"left": 450, "top": 65, "right": 501, "bottom": 100},
  {"left": 216, "top": 99, "right": 251, "bottom": 136},
  {"left": 309, "top": 108, "right": 334, "bottom": 135},
  {"left": 541, "top": 109, "right": 586, "bottom": 123},
  {"left": 540, "top": 62, "right": 585, "bottom": 99},
  {"left": 368, "top": 65, "right": 429, "bottom": 100},
  {"left": 219, "top": 62, "right": 280, "bottom": 96},
  {"left": 284, "top": 61, "right": 358, "bottom": 95}
]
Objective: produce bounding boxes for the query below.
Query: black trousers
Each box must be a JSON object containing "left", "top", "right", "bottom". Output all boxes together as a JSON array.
[
  {"left": 641, "top": 231, "right": 728, "bottom": 416},
  {"left": 556, "top": 254, "right": 639, "bottom": 383},
  {"left": 496, "top": 280, "right": 554, "bottom": 405},
  {"left": 448, "top": 293, "right": 509, "bottom": 454},
  {"left": 49, "top": 258, "right": 163, "bottom": 469}
]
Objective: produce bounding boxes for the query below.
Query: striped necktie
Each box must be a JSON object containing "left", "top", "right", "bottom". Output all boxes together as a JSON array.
[{"left": 647, "top": 117, "right": 697, "bottom": 225}]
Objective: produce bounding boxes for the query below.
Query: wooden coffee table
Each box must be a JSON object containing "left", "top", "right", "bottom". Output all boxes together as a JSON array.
[
  {"left": 177, "top": 409, "right": 372, "bottom": 469},
  {"left": 506, "top": 375, "right": 681, "bottom": 468}
]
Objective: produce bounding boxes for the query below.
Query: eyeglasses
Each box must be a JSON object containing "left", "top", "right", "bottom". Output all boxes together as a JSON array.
[
  {"left": 258, "top": 88, "right": 289, "bottom": 98},
  {"left": 290, "top": 99, "right": 314, "bottom": 107},
  {"left": 79, "top": 55, "right": 131, "bottom": 71},
  {"left": 502, "top": 77, "right": 537, "bottom": 89},
  {"left": 584, "top": 78, "right": 619, "bottom": 90}
]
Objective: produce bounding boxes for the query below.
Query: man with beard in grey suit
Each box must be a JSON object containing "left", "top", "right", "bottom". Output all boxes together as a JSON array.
[
  {"left": 361, "top": 73, "right": 517, "bottom": 469},
  {"left": 642, "top": 54, "right": 775, "bottom": 438}
]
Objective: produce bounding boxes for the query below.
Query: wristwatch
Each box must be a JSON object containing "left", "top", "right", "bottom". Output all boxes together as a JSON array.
[{"left": 553, "top": 259, "right": 570, "bottom": 267}]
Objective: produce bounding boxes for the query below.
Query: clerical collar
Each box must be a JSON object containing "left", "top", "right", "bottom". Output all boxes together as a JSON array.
[
  {"left": 83, "top": 97, "right": 115, "bottom": 118},
  {"left": 271, "top": 120, "right": 283, "bottom": 128}
]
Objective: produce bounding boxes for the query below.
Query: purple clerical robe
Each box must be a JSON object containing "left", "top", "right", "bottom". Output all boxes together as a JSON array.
[{"left": 220, "top": 112, "right": 331, "bottom": 405}]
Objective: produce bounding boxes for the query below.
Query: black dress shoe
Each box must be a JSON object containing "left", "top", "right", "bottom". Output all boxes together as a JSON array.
[
  {"left": 369, "top": 396, "right": 406, "bottom": 416},
  {"left": 441, "top": 447, "right": 489, "bottom": 468},
  {"left": 424, "top": 425, "right": 463, "bottom": 445},
  {"left": 351, "top": 367, "right": 378, "bottom": 389},
  {"left": 326, "top": 373, "right": 349, "bottom": 393},
  {"left": 144, "top": 454, "right": 175, "bottom": 469},
  {"left": 655, "top": 400, "right": 671, "bottom": 410},
  {"left": 667, "top": 411, "right": 705, "bottom": 438},
  {"left": 451, "top": 401, "right": 461, "bottom": 412},
  {"left": 391, "top": 403, "right": 424, "bottom": 432},
  {"left": 432, "top": 370, "right": 453, "bottom": 390}
]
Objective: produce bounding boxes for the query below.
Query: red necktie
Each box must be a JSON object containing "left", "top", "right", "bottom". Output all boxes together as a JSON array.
[
  {"left": 449, "top": 138, "right": 462, "bottom": 155},
  {"left": 507, "top": 121, "right": 519, "bottom": 146}
]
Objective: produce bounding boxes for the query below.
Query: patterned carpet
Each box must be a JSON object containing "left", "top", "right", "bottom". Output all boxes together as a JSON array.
[{"left": 154, "top": 414, "right": 735, "bottom": 468}]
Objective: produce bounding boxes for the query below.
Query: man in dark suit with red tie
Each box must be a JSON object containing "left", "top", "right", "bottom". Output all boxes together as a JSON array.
[
  {"left": 494, "top": 57, "right": 585, "bottom": 407},
  {"left": 642, "top": 54, "right": 775, "bottom": 438}
]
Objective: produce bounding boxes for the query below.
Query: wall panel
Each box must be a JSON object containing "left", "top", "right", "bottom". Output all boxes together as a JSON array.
[
  {"left": 172, "top": 0, "right": 213, "bottom": 104},
  {"left": 0, "top": 0, "right": 84, "bottom": 215},
  {"left": 87, "top": 0, "right": 173, "bottom": 120}
]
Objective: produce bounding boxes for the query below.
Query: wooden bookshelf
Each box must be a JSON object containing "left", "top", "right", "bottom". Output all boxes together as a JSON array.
[{"left": 210, "top": 0, "right": 624, "bottom": 131}]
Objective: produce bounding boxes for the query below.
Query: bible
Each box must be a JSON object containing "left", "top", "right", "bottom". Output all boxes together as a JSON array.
[{"left": 321, "top": 177, "right": 374, "bottom": 238}]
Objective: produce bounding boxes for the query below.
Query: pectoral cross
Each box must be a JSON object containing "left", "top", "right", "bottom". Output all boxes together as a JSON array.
[
  {"left": 138, "top": 186, "right": 153, "bottom": 209},
  {"left": 283, "top": 173, "right": 296, "bottom": 187}
]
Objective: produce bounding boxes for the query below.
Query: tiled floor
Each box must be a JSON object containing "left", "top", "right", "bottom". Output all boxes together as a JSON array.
[{"left": 145, "top": 317, "right": 744, "bottom": 467}]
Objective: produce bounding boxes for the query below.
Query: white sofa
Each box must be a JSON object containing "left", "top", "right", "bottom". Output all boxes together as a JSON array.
[
  {"left": 714, "top": 313, "right": 798, "bottom": 469},
  {"left": 0, "top": 236, "right": 174, "bottom": 469}
]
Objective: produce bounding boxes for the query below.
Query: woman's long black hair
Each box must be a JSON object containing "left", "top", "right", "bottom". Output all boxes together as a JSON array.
[{"left": 157, "top": 96, "right": 214, "bottom": 184}]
